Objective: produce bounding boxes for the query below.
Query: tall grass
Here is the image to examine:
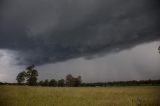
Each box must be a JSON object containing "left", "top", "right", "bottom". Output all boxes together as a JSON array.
[{"left": 0, "top": 86, "right": 160, "bottom": 106}]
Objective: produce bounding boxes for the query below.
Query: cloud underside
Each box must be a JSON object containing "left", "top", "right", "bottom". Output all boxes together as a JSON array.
[{"left": 0, "top": 0, "right": 160, "bottom": 64}]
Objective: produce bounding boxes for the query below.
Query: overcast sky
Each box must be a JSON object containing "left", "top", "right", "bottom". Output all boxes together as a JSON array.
[{"left": 0, "top": 0, "right": 160, "bottom": 82}]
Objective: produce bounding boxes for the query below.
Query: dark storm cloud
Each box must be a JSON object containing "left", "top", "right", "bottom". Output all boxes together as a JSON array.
[{"left": 0, "top": 0, "right": 160, "bottom": 64}]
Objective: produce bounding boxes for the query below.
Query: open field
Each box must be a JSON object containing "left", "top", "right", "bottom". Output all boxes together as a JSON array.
[{"left": 0, "top": 86, "right": 160, "bottom": 106}]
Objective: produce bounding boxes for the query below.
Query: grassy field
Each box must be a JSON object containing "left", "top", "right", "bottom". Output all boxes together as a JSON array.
[{"left": 0, "top": 86, "right": 160, "bottom": 106}]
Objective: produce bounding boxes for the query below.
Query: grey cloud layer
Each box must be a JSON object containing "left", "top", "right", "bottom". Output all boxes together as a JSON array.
[
  {"left": 0, "top": 0, "right": 160, "bottom": 64},
  {"left": 37, "top": 42, "right": 160, "bottom": 82}
]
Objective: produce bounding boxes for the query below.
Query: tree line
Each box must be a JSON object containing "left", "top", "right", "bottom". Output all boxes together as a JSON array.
[
  {"left": 81, "top": 80, "right": 160, "bottom": 87},
  {"left": 0, "top": 65, "right": 160, "bottom": 87},
  {"left": 1, "top": 79, "right": 160, "bottom": 87},
  {"left": 14, "top": 64, "right": 160, "bottom": 87},
  {"left": 0, "top": 63, "right": 159, "bottom": 87},
  {"left": 16, "top": 65, "right": 82, "bottom": 87},
  {"left": 38, "top": 74, "right": 82, "bottom": 87}
]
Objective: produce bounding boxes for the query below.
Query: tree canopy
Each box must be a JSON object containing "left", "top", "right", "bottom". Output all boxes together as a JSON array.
[
  {"left": 16, "top": 64, "right": 38, "bottom": 86},
  {"left": 16, "top": 71, "right": 26, "bottom": 84}
]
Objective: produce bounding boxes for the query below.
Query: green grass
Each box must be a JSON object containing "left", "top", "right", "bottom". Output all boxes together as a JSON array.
[{"left": 0, "top": 86, "right": 160, "bottom": 106}]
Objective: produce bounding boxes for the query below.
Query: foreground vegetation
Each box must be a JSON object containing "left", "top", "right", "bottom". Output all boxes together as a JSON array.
[{"left": 0, "top": 86, "right": 160, "bottom": 106}]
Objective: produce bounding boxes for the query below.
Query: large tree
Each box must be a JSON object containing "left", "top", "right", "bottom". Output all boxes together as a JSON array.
[
  {"left": 16, "top": 71, "right": 26, "bottom": 84},
  {"left": 26, "top": 65, "right": 38, "bottom": 86},
  {"left": 16, "top": 65, "right": 38, "bottom": 86}
]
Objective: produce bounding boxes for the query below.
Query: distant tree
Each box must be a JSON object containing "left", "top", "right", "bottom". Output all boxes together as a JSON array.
[
  {"left": 44, "top": 80, "right": 49, "bottom": 86},
  {"left": 71, "top": 76, "right": 82, "bottom": 87},
  {"left": 49, "top": 79, "right": 57, "bottom": 87},
  {"left": 38, "top": 80, "right": 44, "bottom": 86},
  {"left": 58, "top": 79, "right": 65, "bottom": 87},
  {"left": 65, "top": 74, "right": 82, "bottom": 87},
  {"left": 16, "top": 71, "right": 26, "bottom": 84},
  {"left": 0, "top": 82, "right": 4, "bottom": 85},
  {"left": 66, "top": 74, "right": 74, "bottom": 87},
  {"left": 74, "top": 76, "right": 82, "bottom": 87},
  {"left": 26, "top": 65, "right": 38, "bottom": 86}
]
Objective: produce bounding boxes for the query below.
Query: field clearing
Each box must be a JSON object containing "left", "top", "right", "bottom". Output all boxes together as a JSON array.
[{"left": 0, "top": 86, "right": 160, "bottom": 106}]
